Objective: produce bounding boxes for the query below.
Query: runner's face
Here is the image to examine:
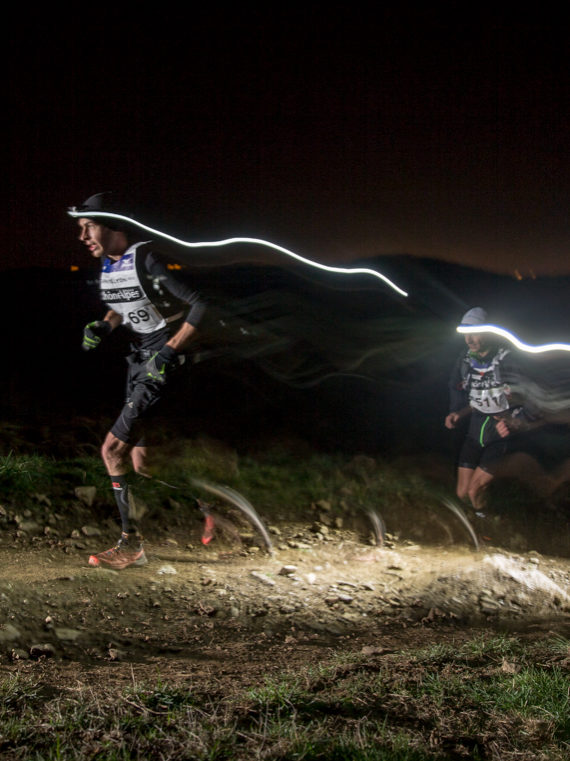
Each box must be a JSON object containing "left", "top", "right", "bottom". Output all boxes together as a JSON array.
[
  {"left": 77, "top": 218, "right": 128, "bottom": 260},
  {"left": 464, "top": 333, "right": 487, "bottom": 354}
]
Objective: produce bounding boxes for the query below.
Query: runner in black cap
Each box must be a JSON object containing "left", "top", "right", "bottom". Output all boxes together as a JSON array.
[{"left": 70, "top": 192, "right": 207, "bottom": 569}]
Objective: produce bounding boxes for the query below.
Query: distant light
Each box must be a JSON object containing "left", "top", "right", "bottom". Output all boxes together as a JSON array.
[
  {"left": 457, "top": 324, "right": 570, "bottom": 353},
  {"left": 513, "top": 268, "right": 537, "bottom": 281},
  {"left": 70, "top": 265, "right": 79, "bottom": 272},
  {"left": 67, "top": 210, "right": 409, "bottom": 297}
]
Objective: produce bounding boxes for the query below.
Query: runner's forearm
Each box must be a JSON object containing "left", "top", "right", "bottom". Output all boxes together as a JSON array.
[
  {"left": 165, "top": 322, "right": 197, "bottom": 352},
  {"left": 103, "top": 310, "right": 123, "bottom": 330}
]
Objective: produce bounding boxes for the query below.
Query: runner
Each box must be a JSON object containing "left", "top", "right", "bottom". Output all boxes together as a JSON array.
[
  {"left": 70, "top": 192, "right": 207, "bottom": 569},
  {"left": 444, "top": 307, "right": 538, "bottom": 509}
]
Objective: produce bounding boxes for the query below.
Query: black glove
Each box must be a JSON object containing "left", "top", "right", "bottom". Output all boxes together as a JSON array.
[
  {"left": 144, "top": 344, "right": 181, "bottom": 383},
  {"left": 82, "top": 320, "right": 112, "bottom": 351}
]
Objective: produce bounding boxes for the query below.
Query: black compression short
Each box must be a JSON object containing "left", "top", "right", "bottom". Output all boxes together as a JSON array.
[
  {"left": 109, "top": 350, "right": 186, "bottom": 446},
  {"left": 457, "top": 435, "right": 509, "bottom": 472}
]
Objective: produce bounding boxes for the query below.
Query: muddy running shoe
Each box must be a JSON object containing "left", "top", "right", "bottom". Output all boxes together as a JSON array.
[
  {"left": 196, "top": 499, "right": 216, "bottom": 545},
  {"left": 88, "top": 533, "right": 148, "bottom": 569},
  {"left": 201, "top": 513, "right": 216, "bottom": 545}
]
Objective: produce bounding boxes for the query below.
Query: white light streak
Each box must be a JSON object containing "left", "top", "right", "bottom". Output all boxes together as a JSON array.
[
  {"left": 68, "top": 210, "right": 408, "bottom": 297},
  {"left": 457, "top": 324, "right": 570, "bottom": 353}
]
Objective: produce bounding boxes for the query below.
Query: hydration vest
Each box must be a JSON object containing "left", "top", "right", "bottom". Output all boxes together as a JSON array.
[
  {"left": 460, "top": 347, "right": 512, "bottom": 415},
  {"left": 100, "top": 243, "right": 185, "bottom": 335}
]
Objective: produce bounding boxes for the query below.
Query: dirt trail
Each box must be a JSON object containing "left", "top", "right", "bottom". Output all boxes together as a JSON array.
[{"left": 1, "top": 516, "right": 569, "bottom": 682}]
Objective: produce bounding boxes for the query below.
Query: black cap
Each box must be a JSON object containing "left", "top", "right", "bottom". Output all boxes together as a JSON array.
[{"left": 68, "top": 191, "right": 130, "bottom": 231}]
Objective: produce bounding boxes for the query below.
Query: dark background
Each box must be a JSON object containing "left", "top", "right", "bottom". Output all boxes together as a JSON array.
[
  {"left": 6, "top": 8, "right": 569, "bottom": 275},
  {"left": 3, "top": 8, "right": 569, "bottom": 463},
  {"left": 1, "top": 256, "right": 568, "bottom": 465}
]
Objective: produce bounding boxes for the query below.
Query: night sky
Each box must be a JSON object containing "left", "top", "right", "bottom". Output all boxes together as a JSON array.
[{"left": 6, "top": 8, "right": 570, "bottom": 276}]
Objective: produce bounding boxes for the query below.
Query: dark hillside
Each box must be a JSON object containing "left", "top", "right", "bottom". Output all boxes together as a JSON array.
[{"left": 1, "top": 257, "right": 568, "bottom": 458}]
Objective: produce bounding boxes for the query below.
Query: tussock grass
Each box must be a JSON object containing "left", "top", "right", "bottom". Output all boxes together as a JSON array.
[
  {"left": 0, "top": 452, "right": 50, "bottom": 491},
  {"left": 1, "top": 437, "right": 568, "bottom": 552},
  {"left": 1, "top": 635, "right": 567, "bottom": 760},
  {"left": 0, "top": 444, "right": 441, "bottom": 531},
  {"left": 1, "top": 445, "right": 569, "bottom": 758}
]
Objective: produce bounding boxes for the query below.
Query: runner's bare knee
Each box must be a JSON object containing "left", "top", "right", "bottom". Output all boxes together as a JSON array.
[{"left": 101, "top": 433, "right": 131, "bottom": 474}]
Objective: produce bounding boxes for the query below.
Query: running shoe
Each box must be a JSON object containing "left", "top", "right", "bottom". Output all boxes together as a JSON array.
[
  {"left": 201, "top": 513, "right": 216, "bottom": 545},
  {"left": 88, "top": 533, "right": 148, "bottom": 569}
]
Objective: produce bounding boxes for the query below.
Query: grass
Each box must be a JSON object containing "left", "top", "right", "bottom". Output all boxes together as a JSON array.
[
  {"left": 0, "top": 635, "right": 568, "bottom": 760},
  {"left": 0, "top": 443, "right": 569, "bottom": 758},
  {"left": 0, "top": 442, "right": 467, "bottom": 558},
  {"left": 0, "top": 437, "right": 565, "bottom": 533},
  {"left": 0, "top": 443, "right": 441, "bottom": 534},
  {"left": 0, "top": 451, "right": 50, "bottom": 491}
]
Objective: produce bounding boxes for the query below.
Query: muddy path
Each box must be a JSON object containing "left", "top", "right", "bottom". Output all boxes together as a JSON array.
[{"left": 1, "top": 512, "right": 569, "bottom": 685}]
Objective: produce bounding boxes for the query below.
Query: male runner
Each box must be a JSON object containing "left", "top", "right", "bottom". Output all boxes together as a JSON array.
[
  {"left": 70, "top": 192, "right": 207, "bottom": 569},
  {"left": 444, "top": 307, "right": 535, "bottom": 509}
]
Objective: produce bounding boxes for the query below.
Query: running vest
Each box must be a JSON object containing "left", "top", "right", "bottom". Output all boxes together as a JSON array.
[
  {"left": 100, "top": 244, "right": 184, "bottom": 335},
  {"left": 461, "top": 347, "right": 512, "bottom": 415}
]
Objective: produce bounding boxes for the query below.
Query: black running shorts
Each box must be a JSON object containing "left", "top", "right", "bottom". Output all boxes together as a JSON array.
[
  {"left": 457, "top": 435, "right": 509, "bottom": 472},
  {"left": 110, "top": 351, "right": 185, "bottom": 446}
]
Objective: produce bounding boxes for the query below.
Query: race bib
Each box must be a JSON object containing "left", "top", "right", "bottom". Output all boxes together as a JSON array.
[{"left": 100, "top": 250, "right": 167, "bottom": 334}]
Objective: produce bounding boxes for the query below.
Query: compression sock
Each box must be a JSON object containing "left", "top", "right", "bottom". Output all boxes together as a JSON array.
[{"left": 110, "top": 475, "right": 140, "bottom": 537}]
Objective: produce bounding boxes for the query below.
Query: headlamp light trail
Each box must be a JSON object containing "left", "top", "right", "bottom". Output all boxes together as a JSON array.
[{"left": 67, "top": 209, "right": 409, "bottom": 298}]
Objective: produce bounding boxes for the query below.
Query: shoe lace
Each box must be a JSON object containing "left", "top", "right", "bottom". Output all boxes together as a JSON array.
[
  {"left": 100, "top": 543, "right": 123, "bottom": 557},
  {"left": 103, "top": 534, "right": 142, "bottom": 556}
]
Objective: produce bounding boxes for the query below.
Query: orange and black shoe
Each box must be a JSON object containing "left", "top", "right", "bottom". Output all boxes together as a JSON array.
[
  {"left": 201, "top": 513, "right": 216, "bottom": 545},
  {"left": 88, "top": 533, "right": 148, "bottom": 570},
  {"left": 196, "top": 499, "right": 216, "bottom": 545}
]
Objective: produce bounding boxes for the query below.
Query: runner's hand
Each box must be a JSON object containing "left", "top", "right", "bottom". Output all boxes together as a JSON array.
[
  {"left": 445, "top": 412, "right": 461, "bottom": 429},
  {"left": 145, "top": 345, "right": 181, "bottom": 383},
  {"left": 82, "top": 320, "right": 112, "bottom": 351},
  {"left": 494, "top": 415, "right": 523, "bottom": 438}
]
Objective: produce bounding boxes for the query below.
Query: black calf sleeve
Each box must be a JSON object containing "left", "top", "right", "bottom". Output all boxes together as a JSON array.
[{"left": 110, "top": 475, "right": 139, "bottom": 535}]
